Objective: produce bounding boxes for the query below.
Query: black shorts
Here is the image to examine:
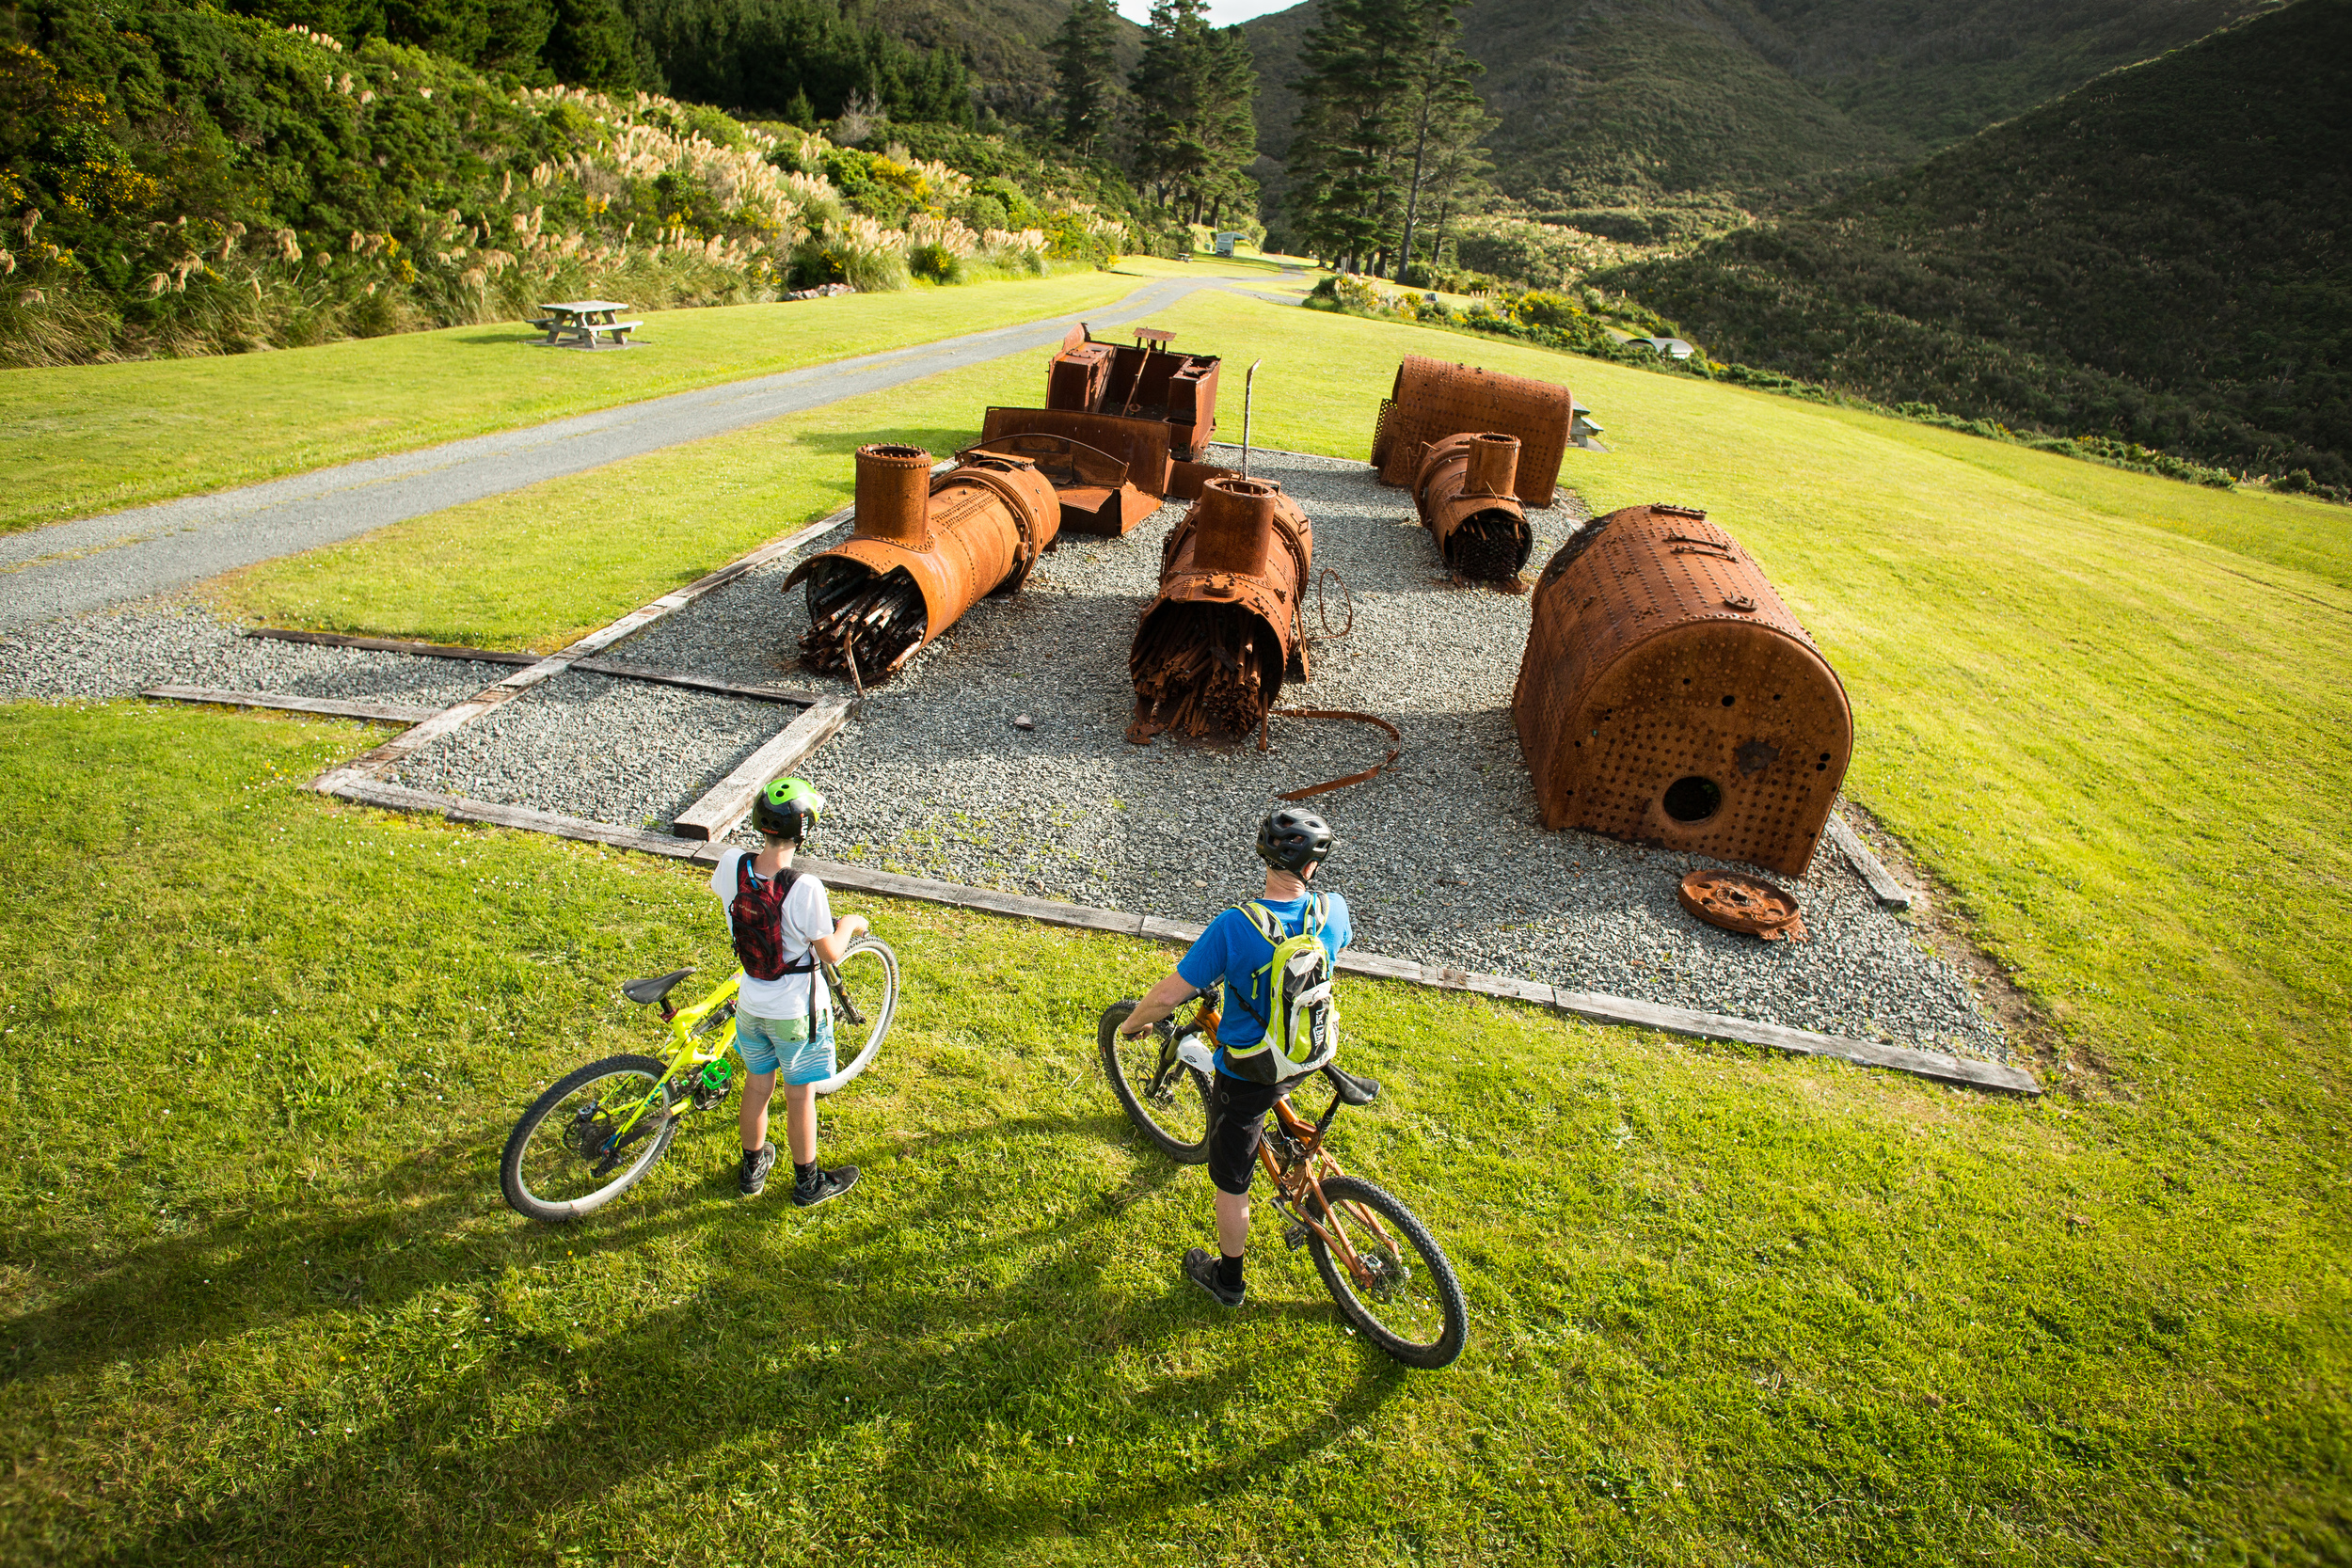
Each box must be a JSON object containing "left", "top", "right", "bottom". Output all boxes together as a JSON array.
[{"left": 1206, "top": 1073, "right": 1286, "bottom": 1196}]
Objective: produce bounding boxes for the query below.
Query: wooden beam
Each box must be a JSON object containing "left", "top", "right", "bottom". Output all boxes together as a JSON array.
[
  {"left": 241, "top": 629, "right": 537, "bottom": 665},
  {"left": 669, "top": 699, "right": 852, "bottom": 841},
  {"left": 326, "top": 776, "right": 701, "bottom": 859},
  {"left": 144, "top": 685, "right": 440, "bottom": 724},
  {"left": 1827, "top": 813, "right": 1915, "bottom": 910}
]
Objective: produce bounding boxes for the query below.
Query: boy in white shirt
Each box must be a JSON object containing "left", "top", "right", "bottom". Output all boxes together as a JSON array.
[{"left": 708, "top": 776, "right": 868, "bottom": 1206}]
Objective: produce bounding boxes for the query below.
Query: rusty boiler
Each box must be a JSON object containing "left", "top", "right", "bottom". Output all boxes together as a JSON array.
[
  {"left": 1512, "top": 504, "right": 1852, "bottom": 878},
  {"left": 1128, "top": 477, "right": 1312, "bottom": 740},
  {"left": 1414, "top": 432, "right": 1531, "bottom": 582},
  {"left": 1371, "top": 356, "right": 1572, "bottom": 507},
  {"left": 784, "top": 443, "right": 1060, "bottom": 686},
  {"left": 981, "top": 324, "right": 1235, "bottom": 535}
]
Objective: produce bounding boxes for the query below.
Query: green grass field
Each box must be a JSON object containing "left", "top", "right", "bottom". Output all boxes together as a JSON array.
[
  {"left": 0, "top": 270, "right": 1140, "bottom": 536},
  {"left": 2, "top": 289, "right": 2346, "bottom": 1563}
]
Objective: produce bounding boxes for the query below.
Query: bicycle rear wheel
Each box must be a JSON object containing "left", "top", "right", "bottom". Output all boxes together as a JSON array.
[
  {"left": 1098, "top": 1000, "right": 1211, "bottom": 1164},
  {"left": 811, "top": 936, "right": 899, "bottom": 1095},
  {"left": 1306, "top": 1175, "right": 1469, "bottom": 1369},
  {"left": 500, "top": 1053, "right": 679, "bottom": 1222}
]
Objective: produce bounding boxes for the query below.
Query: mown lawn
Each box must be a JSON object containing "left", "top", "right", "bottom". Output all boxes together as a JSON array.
[
  {"left": 2, "top": 292, "right": 2346, "bottom": 1564},
  {"left": 0, "top": 269, "right": 1139, "bottom": 536}
]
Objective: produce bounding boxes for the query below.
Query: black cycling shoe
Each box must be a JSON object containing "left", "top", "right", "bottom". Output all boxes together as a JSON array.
[
  {"left": 1184, "top": 1246, "right": 1245, "bottom": 1308},
  {"left": 738, "top": 1142, "right": 777, "bottom": 1196},
  {"left": 792, "top": 1164, "right": 859, "bottom": 1208}
]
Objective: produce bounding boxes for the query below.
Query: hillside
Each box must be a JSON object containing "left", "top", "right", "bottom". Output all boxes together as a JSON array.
[
  {"left": 1246, "top": 0, "right": 2269, "bottom": 213},
  {"left": 872, "top": 0, "right": 1143, "bottom": 114},
  {"left": 1598, "top": 0, "right": 2352, "bottom": 490}
]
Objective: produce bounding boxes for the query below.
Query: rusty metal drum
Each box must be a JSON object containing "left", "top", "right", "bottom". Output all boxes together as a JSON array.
[
  {"left": 1372, "top": 356, "right": 1572, "bottom": 507},
  {"left": 1414, "top": 431, "right": 1531, "bottom": 581},
  {"left": 1511, "top": 503, "right": 1852, "bottom": 877}
]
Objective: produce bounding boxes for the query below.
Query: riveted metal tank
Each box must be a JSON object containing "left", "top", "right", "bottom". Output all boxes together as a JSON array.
[
  {"left": 1371, "top": 356, "right": 1573, "bottom": 507},
  {"left": 1128, "top": 477, "right": 1313, "bottom": 740},
  {"left": 1414, "top": 431, "right": 1530, "bottom": 581},
  {"left": 1511, "top": 503, "right": 1852, "bottom": 877},
  {"left": 784, "top": 443, "right": 1061, "bottom": 685}
]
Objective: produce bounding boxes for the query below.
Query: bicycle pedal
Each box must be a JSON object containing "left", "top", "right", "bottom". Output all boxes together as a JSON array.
[{"left": 1283, "top": 1223, "right": 1311, "bottom": 1252}]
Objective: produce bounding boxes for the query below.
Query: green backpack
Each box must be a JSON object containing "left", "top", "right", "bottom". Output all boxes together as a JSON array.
[{"left": 1223, "top": 895, "right": 1340, "bottom": 1085}]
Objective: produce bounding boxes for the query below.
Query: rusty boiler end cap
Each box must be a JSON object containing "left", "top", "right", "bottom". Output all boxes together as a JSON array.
[
  {"left": 1677, "top": 868, "right": 1807, "bottom": 942},
  {"left": 858, "top": 443, "right": 933, "bottom": 468}
]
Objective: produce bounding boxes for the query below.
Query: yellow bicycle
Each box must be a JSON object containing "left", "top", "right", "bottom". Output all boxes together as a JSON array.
[{"left": 501, "top": 940, "right": 898, "bottom": 1222}]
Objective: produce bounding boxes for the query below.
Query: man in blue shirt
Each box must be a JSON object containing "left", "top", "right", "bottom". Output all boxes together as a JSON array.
[{"left": 1118, "top": 808, "right": 1352, "bottom": 1307}]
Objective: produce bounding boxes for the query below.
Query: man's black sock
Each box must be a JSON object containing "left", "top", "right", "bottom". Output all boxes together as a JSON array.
[
  {"left": 794, "top": 1160, "right": 818, "bottom": 1184},
  {"left": 1216, "top": 1252, "right": 1245, "bottom": 1292}
]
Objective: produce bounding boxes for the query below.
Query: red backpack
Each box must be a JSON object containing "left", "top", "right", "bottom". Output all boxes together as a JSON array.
[{"left": 729, "top": 856, "right": 818, "bottom": 986}]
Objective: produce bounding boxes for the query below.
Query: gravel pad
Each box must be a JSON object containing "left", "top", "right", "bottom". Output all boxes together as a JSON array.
[
  {"left": 0, "top": 599, "right": 515, "bottom": 709},
  {"left": 389, "top": 670, "right": 792, "bottom": 830},
  {"left": 619, "top": 444, "right": 2003, "bottom": 1060}
]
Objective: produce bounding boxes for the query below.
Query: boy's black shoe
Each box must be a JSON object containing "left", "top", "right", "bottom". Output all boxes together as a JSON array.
[
  {"left": 792, "top": 1164, "right": 859, "bottom": 1208},
  {"left": 1184, "top": 1246, "right": 1246, "bottom": 1308},
  {"left": 738, "top": 1142, "right": 777, "bottom": 1196}
]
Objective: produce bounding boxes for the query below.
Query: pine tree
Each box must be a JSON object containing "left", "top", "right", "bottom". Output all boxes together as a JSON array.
[
  {"left": 1284, "top": 0, "right": 1412, "bottom": 272},
  {"left": 1049, "top": 0, "right": 1122, "bottom": 157},
  {"left": 1390, "top": 0, "right": 1482, "bottom": 282},
  {"left": 1129, "top": 0, "right": 1258, "bottom": 224}
]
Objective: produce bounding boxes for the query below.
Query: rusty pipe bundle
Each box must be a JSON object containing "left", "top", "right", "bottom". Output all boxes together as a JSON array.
[
  {"left": 1370, "top": 356, "right": 1572, "bottom": 507},
  {"left": 1511, "top": 503, "right": 1852, "bottom": 877},
  {"left": 783, "top": 443, "right": 1060, "bottom": 687},
  {"left": 1414, "top": 431, "right": 1531, "bottom": 582},
  {"left": 1128, "top": 477, "right": 1312, "bottom": 740}
]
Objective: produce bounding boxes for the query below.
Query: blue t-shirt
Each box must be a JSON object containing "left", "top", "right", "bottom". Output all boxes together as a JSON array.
[{"left": 1176, "top": 892, "right": 1353, "bottom": 1077}]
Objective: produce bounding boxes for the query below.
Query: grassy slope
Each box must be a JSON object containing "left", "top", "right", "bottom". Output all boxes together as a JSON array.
[
  {"left": 2, "top": 296, "right": 2348, "bottom": 1562},
  {"left": 0, "top": 270, "right": 1138, "bottom": 535}
]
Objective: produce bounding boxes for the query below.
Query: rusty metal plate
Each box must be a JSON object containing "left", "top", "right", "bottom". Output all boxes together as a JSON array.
[
  {"left": 1414, "top": 431, "right": 1531, "bottom": 582},
  {"left": 982, "top": 407, "right": 1174, "bottom": 499},
  {"left": 1677, "top": 868, "right": 1807, "bottom": 941},
  {"left": 1130, "top": 478, "right": 1313, "bottom": 739},
  {"left": 1374, "top": 356, "right": 1573, "bottom": 507},
  {"left": 1511, "top": 503, "right": 1852, "bottom": 877},
  {"left": 784, "top": 445, "right": 1060, "bottom": 686},
  {"left": 961, "top": 433, "right": 1152, "bottom": 536}
]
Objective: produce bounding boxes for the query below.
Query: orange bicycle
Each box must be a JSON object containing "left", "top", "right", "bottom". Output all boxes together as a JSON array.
[{"left": 1100, "top": 998, "right": 1468, "bottom": 1369}]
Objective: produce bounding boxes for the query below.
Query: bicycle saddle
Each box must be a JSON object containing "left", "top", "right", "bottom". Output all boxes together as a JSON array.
[
  {"left": 1321, "top": 1062, "right": 1379, "bottom": 1106},
  {"left": 621, "top": 968, "right": 694, "bottom": 1006}
]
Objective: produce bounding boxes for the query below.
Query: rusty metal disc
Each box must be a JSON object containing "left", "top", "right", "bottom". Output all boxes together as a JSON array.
[{"left": 1677, "top": 869, "right": 1807, "bottom": 942}]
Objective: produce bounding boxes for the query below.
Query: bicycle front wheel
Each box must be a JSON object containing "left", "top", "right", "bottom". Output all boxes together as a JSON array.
[
  {"left": 1098, "top": 1001, "right": 1211, "bottom": 1164},
  {"left": 500, "top": 1053, "right": 679, "bottom": 1222},
  {"left": 1306, "top": 1175, "right": 1469, "bottom": 1369},
  {"left": 810, "top": 936, "right": 899, "bottom": 1095}
]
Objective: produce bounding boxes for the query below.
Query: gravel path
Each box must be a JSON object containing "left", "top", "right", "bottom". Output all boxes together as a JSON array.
[
  {"left": 0, "top": 272, "right": 1243, "bottom": 632},
  {"left": 0, "top": 600, "right": 513, "bottom": 710}
]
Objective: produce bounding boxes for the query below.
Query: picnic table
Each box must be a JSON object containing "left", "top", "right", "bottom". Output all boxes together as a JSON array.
[{"left": 530, "top": 300, "right": 643, "bottom": 349}]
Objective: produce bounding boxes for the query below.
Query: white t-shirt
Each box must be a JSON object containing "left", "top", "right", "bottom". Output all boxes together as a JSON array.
[{"left": 708, "top": 849, "right": 835, "bottom": 1022}]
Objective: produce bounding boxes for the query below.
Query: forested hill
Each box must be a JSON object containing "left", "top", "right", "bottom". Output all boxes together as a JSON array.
[
  {"left": 1245, "top": 0, "right": 2270, "bottom": 212},
  {"left": 1598, "top": 0, "right": 2352, "bottom": 490}
]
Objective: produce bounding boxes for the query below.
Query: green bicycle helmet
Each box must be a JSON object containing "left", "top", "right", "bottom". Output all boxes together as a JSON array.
[{"left": 752, "top": 776, "right": 824, "bottom": 842}]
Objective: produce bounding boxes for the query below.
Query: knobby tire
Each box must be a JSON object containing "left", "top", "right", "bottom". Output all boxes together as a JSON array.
[
  {"left": 1306, "top": 1174, "right": 1469, "bottom": 1369},
  {"left": 1098, "top": 1001, "right": 1211, "bottom": 1164},
  {"left": 500, "top": 1053, "right": 677, "bottom": 1222}
]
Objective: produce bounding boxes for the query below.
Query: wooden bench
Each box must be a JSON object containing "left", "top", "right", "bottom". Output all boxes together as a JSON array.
[{"left": 576, "top": 319, "right": 642, "bottom": 348}]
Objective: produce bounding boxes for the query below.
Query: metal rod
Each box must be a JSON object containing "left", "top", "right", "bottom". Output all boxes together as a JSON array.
[{"left": 1241, "top": 358, "right": 1263, "bottom": 481}]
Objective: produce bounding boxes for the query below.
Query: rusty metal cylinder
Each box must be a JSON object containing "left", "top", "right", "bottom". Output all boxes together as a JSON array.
[
  {"left": 851, "top": 442, "right": 933, "bottom": 546},
  {"left": 1128, "top": 478, "right": 1314, "bottom": 740},
  {"left": 1511, "top": 503, "right": 1852, "bottom": 877},
  {"left": 784, "top": 447, "right": 1061, "bottom": 686},
  {"left": 1371, "top": 356, "right": 1572, "bottom": 506},
  {"left": 1414, "top": 432, "right": 1531, "bottom": 581}
]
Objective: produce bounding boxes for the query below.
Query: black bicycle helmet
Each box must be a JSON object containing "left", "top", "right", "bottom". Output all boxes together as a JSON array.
[
  {"left": 1255, "top": 807, "right": 1333, "bottom": 873},
  {"left": 752, "top": 776, "right": 824, "bottom": 841}
]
